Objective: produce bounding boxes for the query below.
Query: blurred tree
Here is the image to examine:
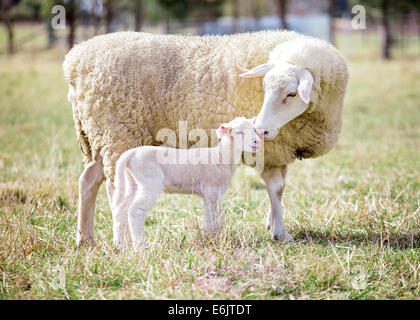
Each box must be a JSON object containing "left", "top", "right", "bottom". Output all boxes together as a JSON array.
[
  {"left": 16, "top": 0, "right": 41, "bottom": 19},
  {"left": 158, "top": 0, "right": 191, "bottom": 33},
  {"left": 328, "top": 0, "right": 335, "bottom": 45},
  {"left": 276, "top": 0, "right": 288, "bottom": 29},
  {"left": 227, "top": 0, "right": 267, "bottom": 32},
  {"left": 133, "top": 0, "right": 143, "bottom": 31},
  {"left": 231, "top": 0, "right": 239, "bottom": 33},
  {"left": 329, "top": 0, "right": 349, "bottom": 45},
  {"left": 351, "top": 0, "right": 420, "bottom": 59},
  {"left": 39, "top": 0, "right": 59, "bottom": 49},
  {"left": 193, "top": 0, "right": 225, "bottom": 21},
  {"left": 381, "top": 0, "right": 391, "bottom": 59},
  {"left": 193, "top": 0, "right": 226, "bottom": 34},
  {"left": 90, "top": 0, "right": 103, "bottom": 35},
  {"left": 103, "top": 0, "right": 115, "bottom": 33},
  {"left": 143, "top": 0, "right": 161, "bottom": 26},
  {"left": 66, "top": 0, "right": 77, "bottom": 49},
  {"left": 250, "top": 0, "right": 262, "bottom": 27},
  {"left": 0, "top": 0, "right": 20, "bottom": 55},
  {"left": 40, "top": 0, "right": 78, "bottom": 50}
]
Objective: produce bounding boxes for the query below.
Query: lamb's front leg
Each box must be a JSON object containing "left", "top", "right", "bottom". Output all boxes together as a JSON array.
[
  {"left": 260, "top": 166, "right": 293, "bottom": 242},
  {"left": 203, "top": 192, "right": 224, "bottom": 234}
]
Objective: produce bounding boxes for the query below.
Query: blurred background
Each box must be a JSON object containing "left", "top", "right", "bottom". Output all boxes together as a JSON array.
[{"left": 0, "top": 0, "right": 419, "bottom": 60}]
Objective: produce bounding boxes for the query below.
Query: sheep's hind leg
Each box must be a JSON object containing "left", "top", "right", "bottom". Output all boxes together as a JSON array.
[
  {"left": 260, "top": 166, "right": 293, "bottom": 242},
  {"left": 77, "top": 153, "right": 104, "bottom": 247}
]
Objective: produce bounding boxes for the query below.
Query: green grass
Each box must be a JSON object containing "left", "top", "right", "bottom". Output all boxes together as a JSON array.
[
  {"left": 0, "top": 45, "right": 419, "bottom": 299},
  {"left": 336, "top": 30, "right": 420, "bottom": 60}
]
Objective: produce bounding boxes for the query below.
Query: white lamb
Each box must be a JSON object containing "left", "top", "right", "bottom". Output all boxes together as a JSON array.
[{"left": 112, "top": 117, "right": 263, "bottom": 250}]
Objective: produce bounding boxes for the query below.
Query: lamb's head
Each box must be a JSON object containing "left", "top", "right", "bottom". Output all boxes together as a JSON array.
[
  {"left": 216, "top": 117, "right": 263, "bottom": 153},
  {"left": 239, "top": 62, "right": 314, "bottom": 140}
]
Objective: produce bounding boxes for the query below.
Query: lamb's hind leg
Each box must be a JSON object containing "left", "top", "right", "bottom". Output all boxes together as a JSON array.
[
  {"left": 127, "top": 185, "right": 160, "bottom": 250},
  {"left": 108, "top": 179, "right": 133, "bottom": 250},
  {"left": 77, "top": 153, "right": 104, "bottom": 247}
]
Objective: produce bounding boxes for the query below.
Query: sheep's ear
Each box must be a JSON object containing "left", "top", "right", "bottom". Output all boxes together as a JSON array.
[
  {"left": 216, "top": 124, "right": 230, "bottom": 139},
  {"left": 249, "top": 116, "right": 257, "bottom": 125},
  {"left": 296, "top": 69, "right": 314, "bottom": 104},
  {"left": 239, "top": 63, "right": 273, "bottom": 78}
]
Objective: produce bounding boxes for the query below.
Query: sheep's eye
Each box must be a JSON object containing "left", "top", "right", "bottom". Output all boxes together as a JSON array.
[
  {"left": 287, "top": 92, "right": 297, "bottom": 97},
  {"left": 236, "top": 131, "right": 244, "bottom": 135}
]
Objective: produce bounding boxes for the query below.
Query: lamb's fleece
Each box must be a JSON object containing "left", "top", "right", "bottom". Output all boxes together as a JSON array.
[{"left": 63, "top": 30, "right": 349, "bottom": 180}]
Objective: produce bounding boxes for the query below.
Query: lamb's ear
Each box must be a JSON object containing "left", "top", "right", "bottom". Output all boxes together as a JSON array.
[
  {"left": 216, "top": 124, "right": 230, "bottom": 139},
  {"left": 249, "top": 117, "right": 257, "bottom": 125},
  {"left": 296, "top": 69, "right": 314, "bottom": 104},
  {"left": 239, "top": 63, "right": 273, "bottom": 78}
]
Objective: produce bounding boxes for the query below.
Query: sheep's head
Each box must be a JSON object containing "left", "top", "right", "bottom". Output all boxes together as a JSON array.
[{"left": 239, "top": 62, "right": 313, "bottom": 140}]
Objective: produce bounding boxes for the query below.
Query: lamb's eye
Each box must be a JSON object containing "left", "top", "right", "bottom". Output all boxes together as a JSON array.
[
  {"left": 236, "top": 131, "right": 244, "bottom": 135},
  {"left": 287, "top": 92, "right": 297, "bottom": 97}
]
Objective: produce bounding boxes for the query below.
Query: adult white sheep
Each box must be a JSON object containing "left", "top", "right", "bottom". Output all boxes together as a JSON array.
[{"left": 63, "top": 30, "right": 349, "bottom": 247}]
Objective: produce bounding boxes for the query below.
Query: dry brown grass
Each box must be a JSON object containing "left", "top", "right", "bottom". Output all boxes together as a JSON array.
[{"left": 0, "top": 49, "right": 419, "bottom": 299}]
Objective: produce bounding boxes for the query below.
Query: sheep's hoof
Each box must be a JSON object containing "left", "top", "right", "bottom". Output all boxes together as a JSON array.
[
  {"left": 76, "top": 236, "right": 97, "bottom": 248},
  {"left": 113, "top": 240, "right": 125, "bottom": 252},
  {"left": 272, "top": 232, "right": 293, "bottom": 243}
]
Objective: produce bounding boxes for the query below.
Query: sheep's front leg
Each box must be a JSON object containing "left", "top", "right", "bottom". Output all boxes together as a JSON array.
[
  {"left": 261, "top": 166, "right": 293, "bottom": 242},
  {"left": 203, "top": 193, "right": 224, "bottom": 234},
  {"left": 77, "top": 154, "right": 104, "bottom": 247}
]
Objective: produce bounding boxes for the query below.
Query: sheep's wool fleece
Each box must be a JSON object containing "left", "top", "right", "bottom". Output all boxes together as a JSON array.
[{"left": 63, "top": 30, "right": 349, "bottom": 180}]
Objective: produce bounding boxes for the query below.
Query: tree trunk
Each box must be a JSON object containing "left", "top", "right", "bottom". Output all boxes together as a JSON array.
[
  {"left": 91, "top": 0, "right": 101, "bottom": 35},
  {"left": 1, "top": 0, "right": 14, "bottom": 55},
  {"left": 417, "top": 15, "right": 420, "bottom": 47},
  {"left": 134, "top": 0, "right": 143, "bottom": 32},
  {"left": 66, "top": 0, "right": 76, "bottom": 50},
  {"left": 328, "top": 0, "right": 335, "bottom": 45},
  {"left": 277, "top": 0, "right": 288, "bottom": 30},
  {"left": 381, "top": 0, "right": 392, "bottom": 59},
  {"left": 250, "top": 0, "right": 261, "bottom": 30},
  {"left": 46, "top": 19, "right": 56, "bottom": 49},
  {"left": 232, "top": 0, "right": 239, "bottom": 33},
  {"left": 105, "top": 1, "right": 115, "bottom": 33},
  {"left": 4, "top": 14, "right": 14, "bottom": 55},
  {"left": 164, "top": 16, "right": 170, "bottom": 34}
]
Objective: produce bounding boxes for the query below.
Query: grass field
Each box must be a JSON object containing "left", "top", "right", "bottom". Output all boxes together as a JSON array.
[{"left": 0, "top": 43, "right": 419, "bottom": 299}]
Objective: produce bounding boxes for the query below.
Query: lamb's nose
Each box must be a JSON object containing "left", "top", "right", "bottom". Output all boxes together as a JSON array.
[{"left": 255, "top": 128, "right": 265, "bottom": 138}]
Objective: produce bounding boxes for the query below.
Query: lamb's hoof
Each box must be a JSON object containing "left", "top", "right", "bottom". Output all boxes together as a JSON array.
[{"left": 272, "top": 232, "right": 293, "bottom": 243}]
